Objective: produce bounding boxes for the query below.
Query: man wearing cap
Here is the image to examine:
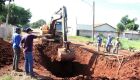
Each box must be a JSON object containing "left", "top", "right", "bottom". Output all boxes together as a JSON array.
[
  {"left": 12, "top": 27, "right": 21, "bottom": 71},
  {"left": 21, "top": 28, "right": 41, "bottom": 77}
]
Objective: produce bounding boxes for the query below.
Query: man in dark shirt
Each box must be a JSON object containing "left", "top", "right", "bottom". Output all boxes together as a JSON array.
[
  {"left": 49, "top": 16, "right": 62, "bottom": 37},
  {"left": 21, "top": 28, "right": 40, "bottom": 77},
  {"left": 97, "top": 35, "right": 102, "bottom": 52}
]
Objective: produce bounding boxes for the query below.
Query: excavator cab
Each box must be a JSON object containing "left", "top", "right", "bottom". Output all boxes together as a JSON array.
[{"left": 40, "top": 6, "right": 74, "bottom": 61}]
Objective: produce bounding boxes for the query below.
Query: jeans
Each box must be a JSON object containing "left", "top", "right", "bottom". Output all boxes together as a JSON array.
[
  {"left": 106, "top": 44, "right": 111, "bottom": 53},
  {"left": 24, "top": 52, "right": 34, "bottom": 75},
  {"left": 13, "top": 48, "right": 20, "bottom": 70},
  {"left": 97, "top": 43, "right": 101, "bottom": 52}
]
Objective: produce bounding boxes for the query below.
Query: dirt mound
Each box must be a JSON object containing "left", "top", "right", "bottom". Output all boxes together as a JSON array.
[
  {"left": 0, "top": 39, "right": 13, "bottom": 68},
  {"left": 33, "top": 42, "right": 140, "bottom": 80},
  {"left": 0, "top": 39, "right": 140, "bottom": 80}
]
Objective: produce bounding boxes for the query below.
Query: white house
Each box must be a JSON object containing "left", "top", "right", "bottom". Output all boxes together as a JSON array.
[{"left": 76, "top": 23, "right": 117, "bottom": 37}]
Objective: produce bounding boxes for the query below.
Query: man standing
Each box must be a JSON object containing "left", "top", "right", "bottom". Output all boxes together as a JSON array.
[
  {"left": 21, "top": 28, "right": 41, "bottom": 77},
  {"left": 12, "top": 27, "right": 21, "bottom": 71},
  {"left": 113, "top": 37, "right": 121, "bottom": 54},
  {"left": 49, "top": 15, "right": 62, "bottom": 37},
  {"left": 97, "top": 35, "right": 102, "bottom": 52},
  {"left": 106, "top": 34, "right": 113, "bottom": 53}
]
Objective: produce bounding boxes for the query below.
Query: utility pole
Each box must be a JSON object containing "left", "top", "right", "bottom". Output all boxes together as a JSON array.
[
  {"left": 81, "top": 0, "right": 95, "bottom": 42},
  {"left": 6, "top": 0, "right": 11, "bottom": 26},
  {"left": 92, "top": 1, "right": 95, "bottom": 42}
]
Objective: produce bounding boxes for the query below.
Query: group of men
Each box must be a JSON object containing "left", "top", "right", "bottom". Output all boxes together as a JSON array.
[
  {"left": 96, "top": 34, "right": 121, "bottom": 53},
  {"left": 12, "top": 16, "right": 61, "bottom": 77},
  {"left": 12, "top": 27, "right": 40, "bottom": 77}
]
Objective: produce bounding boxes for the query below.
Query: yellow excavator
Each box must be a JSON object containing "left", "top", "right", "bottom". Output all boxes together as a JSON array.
[{"left": 40, "top": 6, "right": 74, "bottom": 61}]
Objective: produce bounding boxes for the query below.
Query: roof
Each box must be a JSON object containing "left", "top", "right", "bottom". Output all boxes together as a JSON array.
[{"left": 77, "top": 23, "right": 116, "bottom": 30}]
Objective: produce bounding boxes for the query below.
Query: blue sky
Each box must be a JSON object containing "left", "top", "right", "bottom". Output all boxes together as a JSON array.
[{"left": 13, "top": 0, "right": 140, "bottom": 27}]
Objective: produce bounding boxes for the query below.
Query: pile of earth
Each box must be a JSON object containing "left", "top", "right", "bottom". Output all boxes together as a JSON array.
[
  {"left": 33, "top": 41, "right": 140, "bottom": 80},
  {"left": 0, "top": 39, "right": 140, "bottom": 80},
  {"left": 0, "top": 38, "right": 13, "bottom": 68}
]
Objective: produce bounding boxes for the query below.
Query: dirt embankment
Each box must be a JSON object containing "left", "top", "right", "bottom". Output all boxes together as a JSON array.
[
  {"left": 33, "top": 41, "right": 140, "bottom": 80},
  {"left": 0, "top": 39, "right": 140, "bottom": 80},
  {"left": 0, "top": 39, "right": 13, "bottom": 68}
]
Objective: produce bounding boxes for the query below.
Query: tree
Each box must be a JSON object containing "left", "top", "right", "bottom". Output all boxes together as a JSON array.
[
  {"left": 0, "top": 4, "right": 32, "bottom": 25},
  {"left": 117, "top": 23, "right": 125, "bottom": 37},
  {"left": 30, "top": 19, "right": 46, "bottom": 28},
  {"left": 117, "top": 15, "right": 139, "bottom": 31},
  {"left": 0, "top": 0, "right": 14, "bottom": 12},
  {"left": 0, "top": 0, "right": 5, "bottom": 10}
]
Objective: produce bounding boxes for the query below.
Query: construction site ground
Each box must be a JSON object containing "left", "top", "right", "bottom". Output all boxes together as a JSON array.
[{"left": 0, "top": 38, "right": 140, "bottom": 80}]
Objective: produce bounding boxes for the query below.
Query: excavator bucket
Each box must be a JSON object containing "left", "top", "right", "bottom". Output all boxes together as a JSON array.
[
  {"left": 57, "top": 42, "right": 75, "bottom": 61},
  {"left": 57, "top": 48, "right": 75, "bottom": 61}
]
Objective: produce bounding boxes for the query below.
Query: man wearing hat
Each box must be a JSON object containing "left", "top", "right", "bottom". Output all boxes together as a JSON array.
[
  {"left": 12, "top": 27, "right": 21, "bottom": 71},
  {"left": 21, "top": 28, "right": 41, "bottom": 77}
]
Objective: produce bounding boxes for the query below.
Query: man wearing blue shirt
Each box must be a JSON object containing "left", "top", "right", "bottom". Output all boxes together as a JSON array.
[
  {"left": 97, "top": 35, "right": 102, "bottom": 52},
  {"left": 12, "top": 27, "right": 21, "bottom": 71},
  {"left": 106, "top": 34, "right": 113, "bottom": 53}
]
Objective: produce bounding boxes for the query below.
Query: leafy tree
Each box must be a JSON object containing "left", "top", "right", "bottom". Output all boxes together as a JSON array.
[
  {"left": 117, "top": 15, "right": 139, "bottom": 31},
  {"left": 117, "top": 23, "right": 125, "bottom": 37},
  {"left": 0, "top": 0, "right": 5, "bottom": 10},
  {"left": 117, "top": 23, "right": 125, "bottom": 32},
  {"left": 0, "top": 4, "right": 32, "bottom": 25},
  {"left": 30, "top": 19, "right": 46, "bottom": 28},
  {"left": 0, "top": 0, "right": 14, "bottom": 12}
]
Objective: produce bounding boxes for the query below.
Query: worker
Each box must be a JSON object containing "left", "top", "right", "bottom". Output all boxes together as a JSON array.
[
  {"left": 96, "top": 35, "right": 102, "bottom": 52},
  {"left": 21, "top": 28, "right": 42, "bottom": 77},
  {"left": 12, "top": 27, "right": 21, "bottom": 71},
  {"left": 113, "top": 37, "right": 121, "bottom": 54},
  {"left": 49, "top": 15, "right": 62, "bottom": 37},
  {"left": 105, "top": 34, "right": 113, "bottom": 53}
]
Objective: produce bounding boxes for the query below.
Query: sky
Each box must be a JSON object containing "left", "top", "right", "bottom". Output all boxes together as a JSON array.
[{"left": 12, "top": 0, "right": 140, "bottom": 27}]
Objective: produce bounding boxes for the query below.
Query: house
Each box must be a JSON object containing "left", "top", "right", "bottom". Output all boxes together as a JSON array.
[
  {"left": 124, "top": 31, "right": 140, "bottom": 40},
  {"left": 76, "top": 23, "right": 117, "bottom": 37}
]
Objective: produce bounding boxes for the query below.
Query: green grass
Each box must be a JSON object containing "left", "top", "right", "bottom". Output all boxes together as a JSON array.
[
  {"left": 68, "top": 36, "right": 93, "bottom": 42},
  {"left": 68, "top": 36, "right": 140, "bottom": 50},
  {"left": 0, "top": 75, "right": 13, "bottom": 80},
  {"left": 120, "top": 38, "right": 140, "bottom": 50}
]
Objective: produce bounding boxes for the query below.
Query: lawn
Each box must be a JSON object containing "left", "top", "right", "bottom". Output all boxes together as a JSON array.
[
  {"left": 0, "top": 75, "right": 13, "bottom": 80},
  {"left": 68, "top": 36, "right": 93, "bottom": 42},
  {"left": 120, "top": 38, "right": 140, "bottom": 50},
  {"left": 68, "top": 36, "right": 140, "bottom": 50}
]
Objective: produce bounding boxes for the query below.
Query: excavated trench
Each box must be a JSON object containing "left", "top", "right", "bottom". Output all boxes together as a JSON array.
[
  {"left": 34, "top": 43, "right": 92, "bottom": 78},
  {"left": 0, "top": 39, "right": 140, "bottom": 79},
  {"left": 33, "top": 42, "right": 140, "bottom": 80},
  {"left": 33, "top": 42, "right": 112, "bottom": 79}
]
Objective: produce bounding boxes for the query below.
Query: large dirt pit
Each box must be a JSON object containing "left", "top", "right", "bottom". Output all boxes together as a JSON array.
[
  {"left": 0, "top": 39, "right": 140, "bottom": 80},
  {"left": 33, "top": 41, "right": 140, "bottom": 80}
]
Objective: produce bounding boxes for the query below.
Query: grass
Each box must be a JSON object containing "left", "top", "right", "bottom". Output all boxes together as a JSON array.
[
  {"left": 0, "top": 75, "right": 13, "bottom": 80},
  {"left": 120, "top": 38, "right": 140, "bottom": 50},
  {"left": 68, "top": 36, "right": 93, "bottom": 42},
  {"left": 68, "top": 36, "right": 140, "bottom": 50}
]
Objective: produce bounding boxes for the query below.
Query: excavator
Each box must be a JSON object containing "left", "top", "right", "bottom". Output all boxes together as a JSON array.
[{"left": 40, "top": 6, "right": 74, "bottom": 61}]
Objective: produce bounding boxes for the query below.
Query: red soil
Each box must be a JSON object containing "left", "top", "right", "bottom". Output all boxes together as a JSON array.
[{"left": 0, "top": 39, "right": 140, "bottom": 80}]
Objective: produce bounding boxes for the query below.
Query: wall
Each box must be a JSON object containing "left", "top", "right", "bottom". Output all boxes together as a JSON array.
[
  {"left": 0, "top": 23, "right": 15, "bottom": 40},
  {"left": 77, "top": 30, "right": 117, "bottom": 38},
  {"left": 125, "top": 33, "right": 140, "bottom": 40},
  {"left": 95, "top": 24, "right": 116, "bottom": 32}
]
